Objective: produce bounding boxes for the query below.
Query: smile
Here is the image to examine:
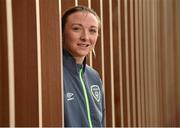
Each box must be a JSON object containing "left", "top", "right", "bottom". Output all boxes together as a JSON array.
[{"left": 77, "top": 43, "right": 90, "bottom": 47}]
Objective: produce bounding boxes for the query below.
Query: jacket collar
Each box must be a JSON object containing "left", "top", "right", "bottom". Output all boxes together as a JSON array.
[{"left": 63, "top": 49, "right": 86, "bottom": 74}]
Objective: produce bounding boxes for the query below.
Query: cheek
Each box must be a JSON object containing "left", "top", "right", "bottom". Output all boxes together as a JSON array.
[
  {"left": 91, "top": 37, "right": 98, "bottom": 46},
  {"left": 64, "top": 32, "right": 76, "bottom": 45}
]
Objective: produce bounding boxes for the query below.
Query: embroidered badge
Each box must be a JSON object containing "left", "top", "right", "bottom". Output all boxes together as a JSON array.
[
  {"left": 91, "top": 85, "right": 101, "bottom": 102},
  {"left": 66, "top": 92, "right": 74, "bottom": 101}
]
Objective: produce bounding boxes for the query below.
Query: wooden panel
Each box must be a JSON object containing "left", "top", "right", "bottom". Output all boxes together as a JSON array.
[
  {"left": 147, "top": 0, "right": 159, "bottom": 125},
  {"left": 142, "top": 0, "right": 148, "bottom": 125},
  {"left": 147, "top": 0, "right": 152, "bottom": 125},
  {"left": 12, "top": 0, "right": 39, "bottom": 126},
  {"left": 91, "top": 0, "right": 104, "bottom": 87},
  {"left": 175, "top": 0, "right": 180, "bottom": 125},
  {"left": 109, "top": 0, "right": 115, "bottom": 126},
  {"left": 151, "top": 0, "right": 159, "bottom": 125},
  {"left": 78, "top": 0, "right": 88, "bottom": 6},
  {"left": 102, "top": 0, "right": 114, "bottom": 126},
  {"left": 159, "top": 0, "right": 171, "bottom": 125},
  {"left": 61, "top": 0, "right": 75, "bottom": 14},
  {"left": 134, "top": 0, "right": 141, "bottom": 126},
  {"left": 162, "top": 0, "right": 177, "bottom": 125},
  {"left": 129, "top": 0, "right": 137, "bottom": 126},
  {"left": 119, "top": 0, "right": 129, "bottom": 126},
  {"left": 111, "top": 0, "right": 122, "bottom": 126},
  {"left": 138, "top": 0, "right": 146, "bottom": 126},
  {"left": 39, "top": 0, "right": 62, "bottom": 126},
  {"left": 124, "top": 0, "right": 133, "bottom": 126},
  {"left": 0, "top": 0, "right": 9, "bottom": 126},
  {"left": 157, "top": 0, "right": 165, "bottom": 125},
  {"left": 117, "top": 1, "right": 125, "bottom": 126}
]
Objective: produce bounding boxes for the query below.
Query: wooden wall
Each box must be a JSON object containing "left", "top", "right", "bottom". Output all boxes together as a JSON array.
[{"left": 0, "top": 0, "right": 180, "bottom": 127}]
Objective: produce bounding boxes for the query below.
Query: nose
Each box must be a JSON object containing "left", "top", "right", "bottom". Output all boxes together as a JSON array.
[{"left": 80, "top": 30, "right": 89, "bottom": 41}]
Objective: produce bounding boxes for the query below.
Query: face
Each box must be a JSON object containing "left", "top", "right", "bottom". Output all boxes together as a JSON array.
[{"left": 63, "top": 11, "right": 99, "bottom": 63}]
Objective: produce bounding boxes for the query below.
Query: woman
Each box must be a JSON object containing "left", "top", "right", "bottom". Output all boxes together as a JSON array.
[{"left": 62, "top": 5, "right": 105, "bottom": 127}]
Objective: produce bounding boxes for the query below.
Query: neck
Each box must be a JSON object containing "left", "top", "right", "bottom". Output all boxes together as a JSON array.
[
  {"left": 63, "top": 48, "right": 85, "bottom": 64},
  {"left": 74, "top": 56, "right": 85, "bottom": 64}
]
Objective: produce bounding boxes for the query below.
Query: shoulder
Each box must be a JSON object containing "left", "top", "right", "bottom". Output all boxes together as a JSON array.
[
  {"left": 85, "top": 65, "right": 100, "bottom": 77},
  {"left": 85, "top": 64, "right": 102, "bottom": 84}
]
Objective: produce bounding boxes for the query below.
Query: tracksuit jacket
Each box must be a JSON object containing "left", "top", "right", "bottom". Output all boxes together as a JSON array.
[{"left": 63, "top": 49, "right": 105, "bottom": 127}]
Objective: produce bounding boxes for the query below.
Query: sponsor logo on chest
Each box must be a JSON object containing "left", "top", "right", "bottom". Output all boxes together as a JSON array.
[{"left": 66, "top": 92, "right": 74, "bottom": 101}]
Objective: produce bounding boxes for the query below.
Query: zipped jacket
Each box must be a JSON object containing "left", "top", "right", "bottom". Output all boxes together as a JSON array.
[{"left": 63, "top": 49, "right": 105, "bottom": 127}]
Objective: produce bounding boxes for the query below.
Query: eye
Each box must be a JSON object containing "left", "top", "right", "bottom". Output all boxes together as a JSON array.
[
  {"left": 72, "top": 25, "right": 81, "bottom": 31},
  {"left": 73, "top": 27, "right": 80, "bottom": 30},
  {"left": 89, "top": 29, "right": 98, "bottom": 34}
]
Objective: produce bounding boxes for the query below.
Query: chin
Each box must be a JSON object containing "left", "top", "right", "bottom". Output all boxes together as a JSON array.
[{"left": 77, "top": 52, "right": 89, "bottom": 57}]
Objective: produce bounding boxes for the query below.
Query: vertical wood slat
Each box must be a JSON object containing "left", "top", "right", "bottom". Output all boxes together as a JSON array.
[
  {"left": 39, "top": 0, "right": 62, "bottom": 126},
  {"left": 117, "top": 0, "right": 125, "bottom": 126},
  {"left": 111, "top": 0, "right": 121, "bottom": 126},
  {"left": 134, "top": 0, "right": 142, "bottom": 126},
  {"left": 59, "top": 1, "right": 64, "bottom": 126},
  {"left": 61, "top": 0, "right": 75, "bottom": 14},
  {"left": 151, "top": 0, "right": 159, "bottom": 125},
  {"left": 124, "top": 0, "right": 131, "bottom": 126},
  {"left": 129, "top": 0, "right": 136, "bottom": 126},
  {"left": 0, "top": 0, "right": 9, "bottom": 126},
  {"left": 109, "top": 0, "right": 115, "bottom": 126},
  {"left": 12, "top": 0, "right": 39, "bottom": 126},
  {"left": 78, "top": 0, "right": 88, "bottom": 6},
  {"left": 175, "top": 0, "right": 180, "bottom": 124},
  {"left": 91, "top": 0, "right": 104, "bottom": 80},
  {"left": 6, "top": 0, "right": 15, "bottom": 126},
  {"left": 159, "top": 0, "right": 173, "bottom": 125},
  {"left": 35, "top": 0, "right": 42, "bottom": 126},
  {"left": 142, "top": 0, "right": 147, "bottom": 125},
  {"left": 172, "top": 0, "right": 178, "bottom": 125},
  {"left": 139, "top": 0, "right": 146, "bottom": 126},
  {"left": 160, "top": 0, "right": 167, "bottom": 125},
  {"left": 157, "top": 0, "right": 164, "bottom": 125},
  {"left": 119, "top": 0, "right": 128, "bottom": 126},
  {"left": 164, "top": 0, "right": 176, "bottom": 125},
  {"left": 148, "top": 0, "right": 159, "bottom": 125},
  {"left": 102, "top": 0, "right": 114, "bottom": 126},
  {"left": 147, "top": 0, "right": 153, "bottom": 125},
  {"left": 100, "top": 0, "right": 105, "bottom": 84},
  {"left": 143, "top": 0, "right": 150, "bottom": 125}
]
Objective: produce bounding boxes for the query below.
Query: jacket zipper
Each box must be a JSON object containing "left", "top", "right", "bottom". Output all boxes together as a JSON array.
[{"left": 79, "top": 68, "right": 93, "bottom": 128}]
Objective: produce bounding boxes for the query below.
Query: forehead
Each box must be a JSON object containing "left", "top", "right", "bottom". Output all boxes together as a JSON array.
[{"left": 66, "top": 11, "right": 98, "bottom": 27}]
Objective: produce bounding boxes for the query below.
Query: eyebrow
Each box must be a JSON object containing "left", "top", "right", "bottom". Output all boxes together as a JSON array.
[{"left": 71, "top": 23, "right": 98, "bottom": 29}]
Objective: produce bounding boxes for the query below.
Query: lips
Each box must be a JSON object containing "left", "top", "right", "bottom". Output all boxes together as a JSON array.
[{"left": 77, "top": 43, "right": 90, "bottom": 47}]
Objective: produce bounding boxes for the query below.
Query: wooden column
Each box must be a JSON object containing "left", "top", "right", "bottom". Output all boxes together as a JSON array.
[
  {"left": 12, "top": 0, "right": 39, "bottom": 126},
  {"left": 39, "top": 0, "right": 63, "bottom": 126},
  {"left": 0, "top": 0, "right": 9, "bottom": 126}
]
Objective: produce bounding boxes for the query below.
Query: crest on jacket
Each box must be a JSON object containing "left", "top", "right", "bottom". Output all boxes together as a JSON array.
[{"left": 91, "top": 85, "right": 101, "bottom": 102}]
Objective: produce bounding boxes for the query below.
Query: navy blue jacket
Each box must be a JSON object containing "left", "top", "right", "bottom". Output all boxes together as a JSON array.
[{"left": 63, "top": 49, "right": 105, "bottom": 127}]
